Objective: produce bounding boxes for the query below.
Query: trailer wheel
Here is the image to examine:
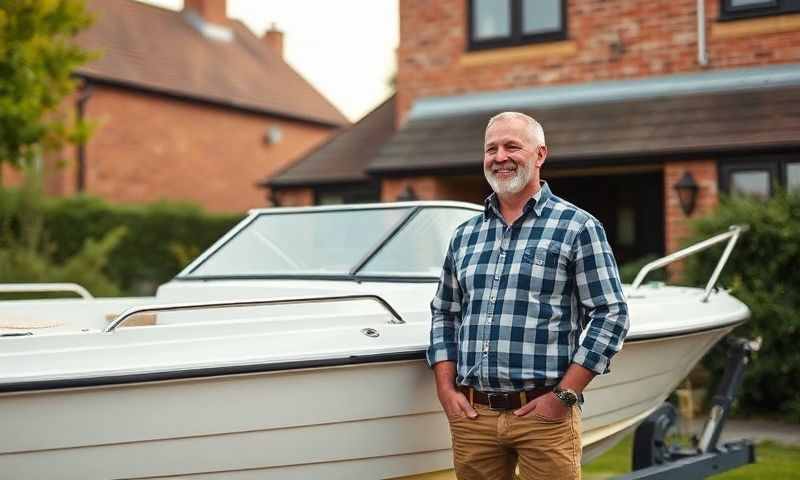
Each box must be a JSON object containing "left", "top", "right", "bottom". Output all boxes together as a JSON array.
[{"left": 632, "top": 402, "right": 679, "bottom": 470}]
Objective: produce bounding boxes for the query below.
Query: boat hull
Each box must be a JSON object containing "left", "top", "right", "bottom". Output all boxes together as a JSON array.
[{"left": 0, "top": 325, "right": 734, "bottom": 479}]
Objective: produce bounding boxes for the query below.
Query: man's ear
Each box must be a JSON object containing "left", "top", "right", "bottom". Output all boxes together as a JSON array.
[{"left": 535, "top": 145, "right": 548, "bottom": 168}]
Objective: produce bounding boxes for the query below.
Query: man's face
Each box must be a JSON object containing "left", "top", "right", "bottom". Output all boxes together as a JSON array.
[{"left": 483, "top": 118, "right": 541, "bottom": 196}]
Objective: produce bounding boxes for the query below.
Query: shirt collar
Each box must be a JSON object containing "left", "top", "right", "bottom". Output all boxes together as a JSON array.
[{"left": 484, "top": 181, "right": 551, "bottom": 221}]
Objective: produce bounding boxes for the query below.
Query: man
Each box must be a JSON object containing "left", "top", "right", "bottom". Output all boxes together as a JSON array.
[{"left": 427, "top": 112, "right": 629, "bottom": 479}]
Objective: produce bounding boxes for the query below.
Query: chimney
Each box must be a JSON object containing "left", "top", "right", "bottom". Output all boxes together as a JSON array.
[
  {"left": 263, "top": 23, "right": 284, "bottom": 58},
  {"left": 184, "top": 0, "right": 227, "bottom": 25}
]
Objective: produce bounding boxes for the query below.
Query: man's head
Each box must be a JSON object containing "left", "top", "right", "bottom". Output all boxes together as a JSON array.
[{"left": 483, "top": 112, "right": 547, "bottom": 197}]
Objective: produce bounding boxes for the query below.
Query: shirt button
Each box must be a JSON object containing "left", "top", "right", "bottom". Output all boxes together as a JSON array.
[{"left": 490, "top": 296, "right": 496, "bottom": 302}]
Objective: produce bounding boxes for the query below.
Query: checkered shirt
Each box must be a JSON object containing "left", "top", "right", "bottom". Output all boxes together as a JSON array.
[{"left": 427, "top": 182, "right": 629, "bottom": 392}]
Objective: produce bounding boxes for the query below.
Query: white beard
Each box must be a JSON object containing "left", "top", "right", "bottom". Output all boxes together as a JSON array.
[{"left": 484, "top": 161, "right": 532, "bottom": 195}]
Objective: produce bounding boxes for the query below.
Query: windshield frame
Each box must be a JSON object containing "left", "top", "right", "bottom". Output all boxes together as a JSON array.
[{"left": 174, "top": 202, "right": 482, "bottom": 283}]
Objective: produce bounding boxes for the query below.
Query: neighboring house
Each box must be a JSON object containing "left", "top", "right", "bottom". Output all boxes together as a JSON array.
[
  {"left": 264, "top": 96, "right": 395, "bottom": 206},
  {"left": 27, "top": 0, "right": 348, "bottom": 212},
  {"left": 269, "top": 0, "right": 800, "bottom": 264}
]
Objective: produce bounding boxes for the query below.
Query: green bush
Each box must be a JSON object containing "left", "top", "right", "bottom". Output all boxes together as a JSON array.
[
  {"left": 0, "top": 176, "right": 125, "bottom": 297},
  {"left": 0, "top": 187, "right": 244, "bottom": 295},
  {"left": 683, "top": 190, "right": 800, "bottom": 422}
]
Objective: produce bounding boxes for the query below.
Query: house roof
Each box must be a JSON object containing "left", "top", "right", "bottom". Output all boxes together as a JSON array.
[
  {"left": 75, "top": 0, "right": 348, "bottom": 127},
  {"left": 369, "top": 65, "right": 800, "bottom": 174},
  {"left": 265, "top": 96, "right": 396, "bottom": 188}
]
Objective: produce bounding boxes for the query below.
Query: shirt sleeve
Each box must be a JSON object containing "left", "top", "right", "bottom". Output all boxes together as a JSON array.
[
  {"left": 570, "top": 218, "right": 630, "bottom": 375},
  {"left": 426, "top": 238, "right": 463, "bottom": 368}
]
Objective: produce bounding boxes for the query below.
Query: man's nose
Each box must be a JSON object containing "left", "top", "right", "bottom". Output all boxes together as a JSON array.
[{"left": 495, "top": 147, "right": 509, "bottom": 162}]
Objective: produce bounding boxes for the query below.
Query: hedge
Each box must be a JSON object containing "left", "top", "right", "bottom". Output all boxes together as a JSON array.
[
  {"left": 683, "top": 189, "right": 800, "bottom": 422},
  {"left": 0, "top": 188, "right": 243, "bottom": 295}
]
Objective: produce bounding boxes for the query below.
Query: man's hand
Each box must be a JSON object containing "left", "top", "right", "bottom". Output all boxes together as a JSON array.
[
  {"left": 432, "top": 361, "right": 477, "bottom": 419},
  {"left": 513, "top": 391, "right": 569, "bottom": 420},
  {"left": 437, "top": 387, "right": 478, "bottom": 420}
]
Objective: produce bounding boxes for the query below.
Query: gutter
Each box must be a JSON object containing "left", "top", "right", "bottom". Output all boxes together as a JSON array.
[
  {"left": 698, "top": 0, "right": 709, "bottom": 66},
  {"left": 75, "top": 81, "right": 94, "bottom": 192}
]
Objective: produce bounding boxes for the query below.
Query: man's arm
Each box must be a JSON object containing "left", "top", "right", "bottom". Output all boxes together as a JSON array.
[
  {"left": 427, "top": 240, "right": 477, "bottom": 418},
  {"left": 569, "top": 218, "right": 630, "bottom": 376},
  {"left": 515, "top": 218, "right": 628, "bottom": 418}
]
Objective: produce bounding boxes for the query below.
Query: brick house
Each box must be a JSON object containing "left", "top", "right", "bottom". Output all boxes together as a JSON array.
[
  {"left": 4, "top": 0, "right": 348, "bottom": 212},
  {"left": 269, "top": 0, "right": 800, "bottom": 264}
]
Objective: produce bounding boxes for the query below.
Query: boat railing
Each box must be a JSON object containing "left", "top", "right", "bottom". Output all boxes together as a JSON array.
[
  {"left": 104, "top": 294, "right": 405, "bottom": 333},
  {"left": 0, "top": 283, "right": 94, "bottom": 300},
  {"left": 630, "top": 224, "right": 748, "bottom": 302}
]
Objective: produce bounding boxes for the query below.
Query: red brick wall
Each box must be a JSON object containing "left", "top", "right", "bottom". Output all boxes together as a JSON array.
[
  {"left": 664, "top": 159, "right": 719, "bottom": 254},
  {"left": 41, "top": 85, "right": 335, "bottom": 212},
  {"left": 382, "top": 175, "right": 487, "bottom": 203},
  {"left": 397, "top": 0, "right": 800, "bottom": 124}
]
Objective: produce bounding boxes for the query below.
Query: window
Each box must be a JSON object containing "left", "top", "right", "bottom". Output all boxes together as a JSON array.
[
  {"left": 720, "top": 155, "right": 798, "bottom": 198},
  {"left": 787, "top": 162, "right": 800, "bottom": 192},
  {"left": 719, "top": 0, "right": 800, "bottom": 20},
  {"left": 314, "top": 183, "right": 380, "bottom": 206},
  {"left": 468, "top": 0, "right": 566, "bottom": 50},
  {"left": 730, "top": 170, "right": 771, "bottom": 198}
]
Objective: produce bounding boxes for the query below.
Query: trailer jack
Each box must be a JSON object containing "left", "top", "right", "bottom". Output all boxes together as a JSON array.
[{"left": 615, "top": 336, "right": 761, "bottom": 479}]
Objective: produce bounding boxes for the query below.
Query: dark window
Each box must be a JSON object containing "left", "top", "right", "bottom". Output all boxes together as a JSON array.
[
  {"left": 787, "top": 162, "right": 800, "bottom": 192},
  {"left": 468, "top": 0, "right": 566, "bottom": 51},
  {"left": 730, "top": 170, "right": 771, "bottom": 198},
  {"left": 719, "top": 155, "right": 799, "bottom": 198},
  {"left": 314, "top": 183, "right": 380, "bottom": 206},
  {"left": 719, "top": 0, "right": 800, "bottom": 20}
]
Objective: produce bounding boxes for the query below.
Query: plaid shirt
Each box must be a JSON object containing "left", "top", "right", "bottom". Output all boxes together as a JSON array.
[{"left": 427, "top": 182, "right": 629, "bottom": 392}]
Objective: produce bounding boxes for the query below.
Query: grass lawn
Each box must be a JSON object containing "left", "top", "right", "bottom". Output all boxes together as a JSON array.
[{"left": 584, "top": 435, "right": 800, "bottom": 479}]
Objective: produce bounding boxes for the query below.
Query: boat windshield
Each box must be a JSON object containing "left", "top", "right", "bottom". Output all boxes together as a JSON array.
[{"left": 185, "top": 206, "right": 479, "bottom": 279}]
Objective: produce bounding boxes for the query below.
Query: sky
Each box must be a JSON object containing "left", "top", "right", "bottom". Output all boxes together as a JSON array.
[{"left": 138, "top": 0, "right": 399, "bottom": 122}]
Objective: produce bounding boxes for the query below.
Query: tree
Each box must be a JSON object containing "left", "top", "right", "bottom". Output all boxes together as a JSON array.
[{"left": 0, "top": 0, "right": 93, "bottom": 180}]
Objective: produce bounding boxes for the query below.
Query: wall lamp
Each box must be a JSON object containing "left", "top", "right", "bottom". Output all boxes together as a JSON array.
[
  {"left": 674, "top": 171, "right": 699, "bottom": 216},
  {"left": 396, "top": 185, "right": 418, "bottom": 201}
]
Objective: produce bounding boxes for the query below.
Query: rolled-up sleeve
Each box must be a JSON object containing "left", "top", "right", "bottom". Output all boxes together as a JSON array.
[
  {"left": 426, "top": 240, "right": 462, "bottom": 367},
  {"left": 570, "top": 218, "right": 629, "bottom": 375}
]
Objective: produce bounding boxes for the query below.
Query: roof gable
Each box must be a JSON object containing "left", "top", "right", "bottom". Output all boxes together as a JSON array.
[{"left": 75, "top": 0, "right": 348, "bottom": 126}]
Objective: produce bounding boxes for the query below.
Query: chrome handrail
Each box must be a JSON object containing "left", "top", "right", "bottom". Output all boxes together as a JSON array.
[
  {"left": 104, "top": 294, "right": 405, "bottom": 333},
  {"left": 630, "top": 225, "right": 748, "bottom": 302},
  {"left": 0, "top": 283, "right": 94, "bottom": 300}
]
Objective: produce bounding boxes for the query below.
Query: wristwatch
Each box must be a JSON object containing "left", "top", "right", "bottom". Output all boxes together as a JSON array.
[{"left": 553, "top": 386, "right": 579, "bottom": 407}]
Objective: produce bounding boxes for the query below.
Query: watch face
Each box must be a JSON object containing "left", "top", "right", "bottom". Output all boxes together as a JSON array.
[{"left": 557, "top": 388, "right": 578, "bottom": 406}]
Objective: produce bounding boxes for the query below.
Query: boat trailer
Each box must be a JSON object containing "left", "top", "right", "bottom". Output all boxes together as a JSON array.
[{"left": 615, "top": 336, "right": 761, "bottom": 479}]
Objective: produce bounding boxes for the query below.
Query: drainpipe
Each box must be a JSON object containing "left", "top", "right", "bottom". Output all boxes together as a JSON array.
[
  {"left": 75, "top": 81, "right": 93, "bottom": 192},
  {"left": 697, "top": 0, "right": 709, "bottom": 66}
]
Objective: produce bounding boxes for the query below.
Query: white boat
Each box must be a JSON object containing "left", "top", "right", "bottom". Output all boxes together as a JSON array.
[{"left": 0, "top": 202, "right": 749, "bottom": 479}]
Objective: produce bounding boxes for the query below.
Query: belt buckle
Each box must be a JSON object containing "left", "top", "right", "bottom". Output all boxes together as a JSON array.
[{"left": 487, "top": 392, "right": 510, "bottom": 410}]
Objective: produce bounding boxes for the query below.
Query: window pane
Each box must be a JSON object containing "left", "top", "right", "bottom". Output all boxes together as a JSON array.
[
  {"left": 617, "top": 206, "right": 636, "bottom": 247},
  {"left": 522, "top": 0, "right": 561, "bottom": 34},
  {"left": 731, "top": 170, "right": 770, "bottom": 198},
  {"left": 361, "top": 208, "right": 479, "bottom": 276},
  {"left": 472, "top": 0, "right": 511, "bottom": 40},
  {"left": 190, "top": 208, "right": 411, "bottom": 276},
  {"left": 730, "top": 0, "right": 774, "bottom": 7},
  {"left": 787, "top": 162, "right": 800, "bottom": 192}
]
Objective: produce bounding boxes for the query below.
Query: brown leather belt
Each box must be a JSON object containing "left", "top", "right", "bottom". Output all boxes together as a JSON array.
[{"left": 459, "top": 385, "right": 554, "bottom": 410}]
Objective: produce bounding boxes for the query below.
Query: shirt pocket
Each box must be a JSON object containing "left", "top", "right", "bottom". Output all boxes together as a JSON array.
[{"left": 521, "top": 245, "right": 563, "bottom": 297}]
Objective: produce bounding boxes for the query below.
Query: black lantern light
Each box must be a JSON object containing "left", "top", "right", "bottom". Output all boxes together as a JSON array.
[
  {"left": 673, "top": 171, "right": 699, "bottom": 216},
  {"left": 396, "top": 185, "right": 418, "bottom": 201}
]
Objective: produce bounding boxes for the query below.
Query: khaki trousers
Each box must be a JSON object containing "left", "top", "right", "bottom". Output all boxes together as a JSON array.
[{"left": 447, "top": 404, "right": 581, "bottom": 480}]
